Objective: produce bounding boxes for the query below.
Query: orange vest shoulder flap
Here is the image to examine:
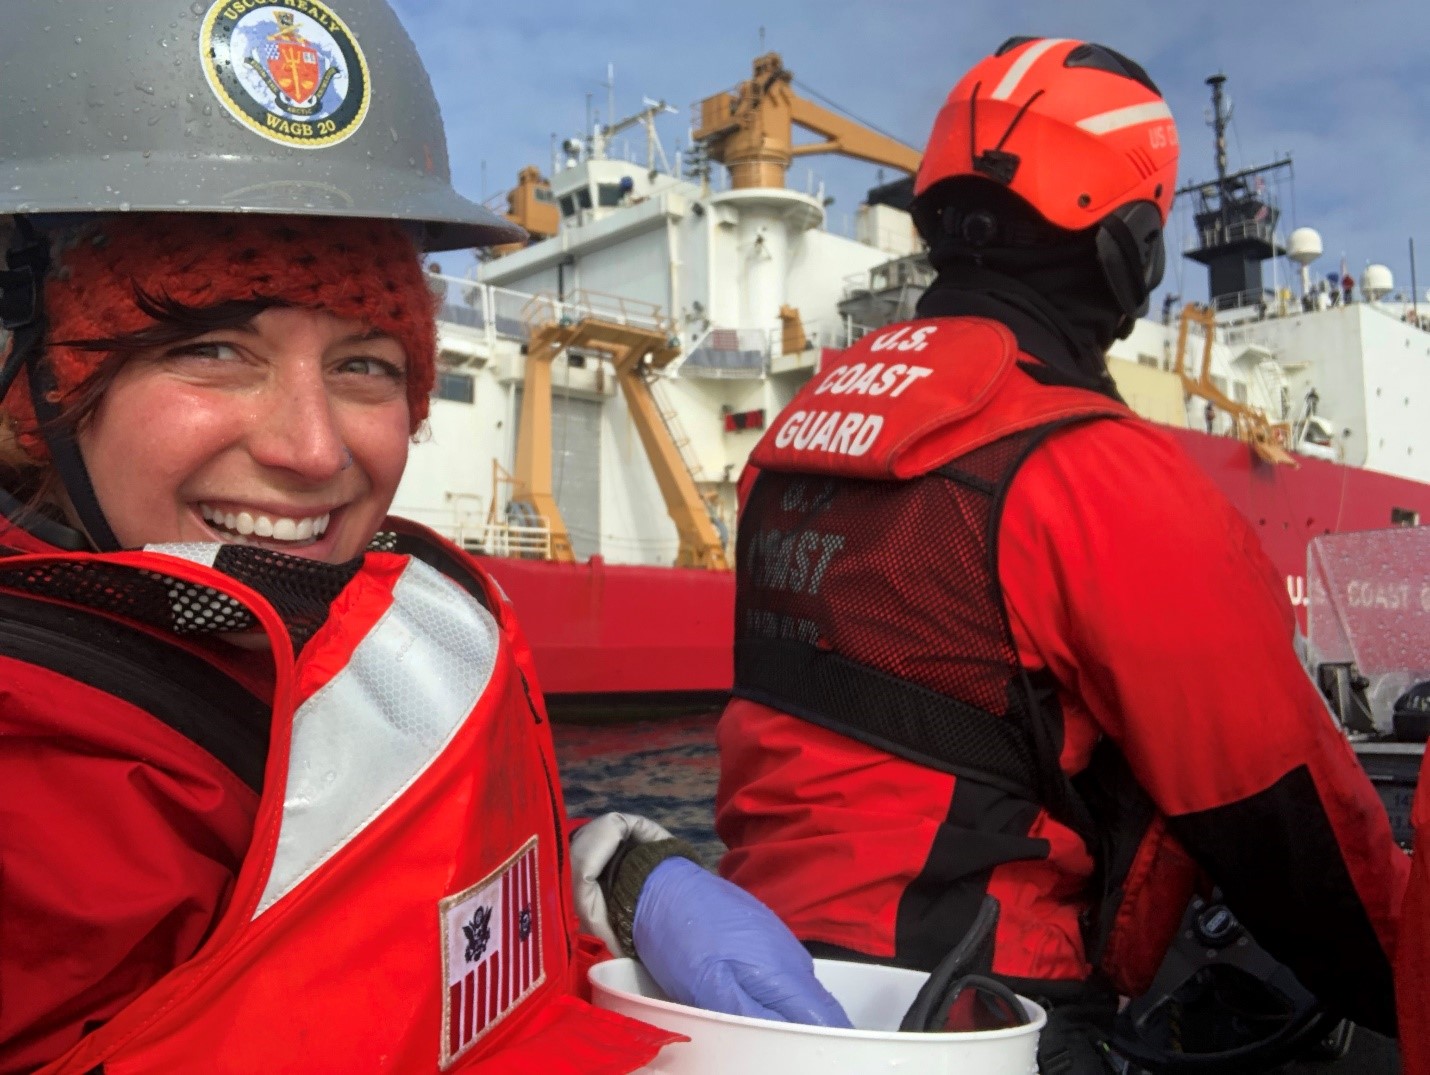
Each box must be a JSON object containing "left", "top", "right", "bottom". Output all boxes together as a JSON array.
[{"left": 750, "top": 316, "right": 1129, "bottom": 480}]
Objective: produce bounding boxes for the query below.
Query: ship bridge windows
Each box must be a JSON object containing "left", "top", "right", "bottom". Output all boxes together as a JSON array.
[
  {"left": 534, "top": 187, "right": 556, "bottom": 204},
  {"left": 597, "top": 181, "right": 631, "bottom": 207},
  {"left": 435, "top": 370, "right": 475, "bottom": 404},
  {"left": 559, "top": 187, "right": 593, "bottom": 218},
  {"left": 1391, "top": 508, "right": 1420, "bottom": 527}
]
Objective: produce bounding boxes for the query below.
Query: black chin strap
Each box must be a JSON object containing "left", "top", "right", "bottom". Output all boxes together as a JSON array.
[
  {"left": 0, "top": 218, "right": 49, "bottom": 402},
  {"left": 1, "top": 216, "right": 121, "bottom": 551}
]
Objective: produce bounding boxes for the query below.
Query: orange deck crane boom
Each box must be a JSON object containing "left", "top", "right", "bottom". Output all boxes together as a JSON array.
[{"left": 693, "top": 52, "right": 921, "bottom": 189}]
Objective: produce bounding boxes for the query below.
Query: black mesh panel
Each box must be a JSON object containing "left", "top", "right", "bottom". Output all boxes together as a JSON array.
[
  {"left": 735, "top": 429, "right": 1045, "bottom": 733},
  {"left": 0, "top": 544, "right": 364, "bottom": 653},
  {"left": 211, "top": 545, "right": 362, "bottom": 649}
]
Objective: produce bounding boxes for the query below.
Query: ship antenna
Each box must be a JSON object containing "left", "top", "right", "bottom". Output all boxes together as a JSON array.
[{"left": 1207, "top": 74, "right": 1230, "bottom": 193}]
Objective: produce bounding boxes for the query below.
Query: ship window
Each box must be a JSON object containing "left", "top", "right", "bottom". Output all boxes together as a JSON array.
[
  {"left": 597, "top": 183, "right": 626, "bottom": 207},
  {"left": 435, "top": 370, "right": 475, "bottom": 404},
  {"left": 535, "top": 188, "right": 556, "bottom": 204},
  {"left": 1137, "top": 353, "right": 1159, "bottom": 368},
  {"left": 1391, "top": 508, "right": 1420, "bottom": 527},
  {"left": 559, "top": 195, "right": 576, "bottom": 217}
]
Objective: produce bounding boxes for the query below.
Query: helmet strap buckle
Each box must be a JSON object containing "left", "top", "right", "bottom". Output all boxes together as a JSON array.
[
  {"left": 972, "top": 148, "right": 1020, "bottom": 185},
  {"left": 0, "top": 222, "right": 49, "bottom": 330}
]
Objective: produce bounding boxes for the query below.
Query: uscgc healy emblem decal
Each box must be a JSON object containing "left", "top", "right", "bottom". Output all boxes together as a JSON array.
[
  {"left": 439, "top": 837, "right": 545, "bottom": 1068},
  {"left": 199, "top": 0, "right": 371, "bottom": 148}
]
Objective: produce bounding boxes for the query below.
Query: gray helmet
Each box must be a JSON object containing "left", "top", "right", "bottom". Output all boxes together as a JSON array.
[{"left": 0, "top": 0, "right": 522, "bottom": 250}]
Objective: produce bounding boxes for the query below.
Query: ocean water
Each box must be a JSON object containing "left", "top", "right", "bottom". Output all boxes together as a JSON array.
[{"left": 552, "top": 712, "right": 724, "bottom": 867}]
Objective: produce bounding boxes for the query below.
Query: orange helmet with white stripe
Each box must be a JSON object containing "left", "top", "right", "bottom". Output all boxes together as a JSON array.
[
  {"left": 913, "top": 37, "right": 1179, "bottom": 320},
  {"left": 915, "top": 37, "right": 1178, "bottom": 230}
]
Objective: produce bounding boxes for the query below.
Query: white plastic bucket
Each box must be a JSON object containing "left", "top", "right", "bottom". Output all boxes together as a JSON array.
[{"left": 589, "top": 957, "right": 1045, "bottom": 1075}]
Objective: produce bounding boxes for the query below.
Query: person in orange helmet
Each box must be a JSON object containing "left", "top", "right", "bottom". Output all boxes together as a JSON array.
[{"left": 716, "top": 36, "right": 1408, "bottom": 1070}]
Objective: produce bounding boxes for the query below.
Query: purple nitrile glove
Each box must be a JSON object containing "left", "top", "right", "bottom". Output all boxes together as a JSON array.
[{"left": 631, "top": 856, "right": 853, "bottom": 1028}]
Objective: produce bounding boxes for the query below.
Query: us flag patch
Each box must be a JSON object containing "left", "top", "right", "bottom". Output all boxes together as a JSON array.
[{"left": 440, "top": 837, "right": 545, "bottom": 1068}]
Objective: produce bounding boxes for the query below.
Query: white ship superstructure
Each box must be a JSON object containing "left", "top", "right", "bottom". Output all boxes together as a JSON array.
[{"left": 392, "top": 63, "right": 1429, "bottom": 570}]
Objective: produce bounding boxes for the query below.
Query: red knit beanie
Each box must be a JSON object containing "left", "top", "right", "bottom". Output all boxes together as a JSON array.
[{"left": 2, "top": 213, "right": 437, "bottom": 459}]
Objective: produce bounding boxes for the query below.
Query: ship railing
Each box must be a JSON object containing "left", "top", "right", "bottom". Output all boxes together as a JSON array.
[
  {"left": 1210, "top": 287, "right": 1279, "bottom": 316},
  {"left": 799, "top": 315, "right": 878, "bottom": 351},
  {"left": 478, "top": 518, "right": 554, "bottom": 560},
  {"left": 839, "top": 258, "right": 935, "bottom": 300},
  {"left": 426, "top": 274, "right": 536, "bottom": 346},
  {"left": 1186, "top": 216, "right": 1279, "bottom": 252},
  {"left": 387, "top": 496, "right": 487, "bottom": 550},
  {"left": 680, "top": 326, "right": 769, "bottom": 378},
  {"left": 521, "top": 289, "right": 674, "bottom": 337}
]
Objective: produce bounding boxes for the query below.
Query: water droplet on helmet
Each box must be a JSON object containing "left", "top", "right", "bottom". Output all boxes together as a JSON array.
[
  {"left": 118, "top": 202, "right": 131, "bottom": 212},
  {"left": 9, "top": 186, "right": 21, "bottom": 193},
  {"left": 68, "top": 71, "right": 78, "bottom": 79},
  {"left": 134, "top": 82, "right": 156, "bottom": 96},
  {"left": 73, "top": 35, "right": 82, "bottom": 43}
]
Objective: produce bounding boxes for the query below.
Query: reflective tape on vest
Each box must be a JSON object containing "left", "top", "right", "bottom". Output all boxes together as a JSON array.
[{"left": 257, "top": 558, "right": 500, "bottom": 915}]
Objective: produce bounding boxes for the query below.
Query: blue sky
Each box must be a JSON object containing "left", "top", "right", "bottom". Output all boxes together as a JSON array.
[{"left": 392, "top": 0, "right": 1430, "bottom": 309}]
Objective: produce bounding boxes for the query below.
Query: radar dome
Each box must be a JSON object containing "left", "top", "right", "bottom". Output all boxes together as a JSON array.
[
  {"left": 1362, "top": 264, "right": 1394, "bottom": 301},
  {"left": 1287, "top": 228, "right": 1323, "bottom": 266}
]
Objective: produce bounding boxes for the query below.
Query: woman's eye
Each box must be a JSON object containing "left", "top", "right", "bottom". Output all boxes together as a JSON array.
[
  {"left": 338, "top": 356, "right": 405, "bottom": 379},
  {"left": 167, "top": 340, "right": 240, "bottom": 361}
]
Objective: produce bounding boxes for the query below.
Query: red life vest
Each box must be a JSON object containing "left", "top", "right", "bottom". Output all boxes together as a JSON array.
[
  {"left": 721, "top": 317, "right": 1164, "bottom": 991},
  {"left": 0, "top": 521, "right": 673, "bottom": 1074}
]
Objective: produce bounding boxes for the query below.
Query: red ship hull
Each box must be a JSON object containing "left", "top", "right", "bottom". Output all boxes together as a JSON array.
[{"left": 483, "top": 430, "right": 1430, "bottom": 697}]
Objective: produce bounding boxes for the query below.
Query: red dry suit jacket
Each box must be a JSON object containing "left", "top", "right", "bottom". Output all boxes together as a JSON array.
[
  {"left": 0, "top": 517, "right": 673, "bottom": 1074},
  {"left": 1398, "top": 760, "right": 1430, "bottom": 1071},
  {"left": 716, "top": 316, "right": 1408, "bottom": 1031}
]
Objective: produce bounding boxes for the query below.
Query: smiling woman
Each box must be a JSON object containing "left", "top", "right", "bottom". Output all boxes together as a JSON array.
[
  {"left": 3, "top": 214, "right": 426, "bottom": 562},
  {"left": 0, "top": 0, "right": 848, "bottom": 1071}
]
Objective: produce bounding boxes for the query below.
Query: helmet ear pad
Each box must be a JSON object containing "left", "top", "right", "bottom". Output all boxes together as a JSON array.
[{"left": 1093, "top": 201, "right": 1165, "bottom": 319}]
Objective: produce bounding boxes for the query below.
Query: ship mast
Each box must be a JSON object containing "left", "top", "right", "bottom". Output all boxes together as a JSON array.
[{"left": 1178, "top": 74, "right": 1293, "bottom": 311}]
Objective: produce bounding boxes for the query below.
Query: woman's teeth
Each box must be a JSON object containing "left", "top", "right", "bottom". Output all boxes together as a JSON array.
[{"left": 200, "top": 505, "right": 331, "bottom": 544}]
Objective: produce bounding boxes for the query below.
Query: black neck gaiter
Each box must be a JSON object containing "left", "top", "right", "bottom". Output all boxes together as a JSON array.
[{"left": 915, "top": 246, "right": 1130, "bottom": 402}]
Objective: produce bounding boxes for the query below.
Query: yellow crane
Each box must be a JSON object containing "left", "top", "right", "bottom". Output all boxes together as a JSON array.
[
  {"left": 1174, "top": 303, "right": 1295, "bottom": 466},
  {"left": 693, "top": 53, "right": 921, "bottom": 189},
  {"left": 510, "top": 294, "right": 730, "bottom": 570}
]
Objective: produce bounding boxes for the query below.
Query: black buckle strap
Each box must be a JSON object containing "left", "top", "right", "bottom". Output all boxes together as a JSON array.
[
  {"left": 734, "top": 637, "right": 1044, "bottom": 801},
  {"left": 0, "top": 590, "right": 269, "bottom": 791}
]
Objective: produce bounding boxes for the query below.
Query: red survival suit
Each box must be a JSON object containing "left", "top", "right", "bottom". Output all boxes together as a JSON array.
[
  {"left": 1399, "top": 759, "right": 1430, "bottom": 1072},
  {"left": 0, "top": 517, "right": 673, "bottom": 1074},
  {"left": 717, "top": 317, "right": 1408, "bottom": 1031}
]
